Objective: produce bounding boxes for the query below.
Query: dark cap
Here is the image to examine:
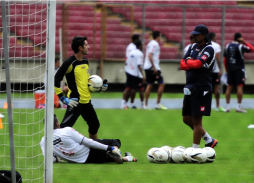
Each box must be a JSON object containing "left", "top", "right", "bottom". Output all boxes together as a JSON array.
[
  {"left": 190, "top": 24, "right": 210, "bottom": 42},
  {"left": 234, "top": 33, "right": 242, "bottom": 41}
]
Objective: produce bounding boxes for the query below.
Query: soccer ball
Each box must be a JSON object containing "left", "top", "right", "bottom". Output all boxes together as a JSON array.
[
  {"left": 160, "top": 145, "right": 173, "bottom": 162},
  {"left": 183, "top": 147, "right": 195, "bottom": 163},
  {"left": 147, "top": 148, "right": 168, "bottom": 163},
  {"left": 203, "top": 147, "right": 216, "bottom": 163},
  {"left": 88, "top": 75, "right": 103, "bottom": 92},
  {"left": 174, "top": 146, "right": 186, "bottom": 151},
  {"left": 190, "top": 148, "right": 207, "bottom": 163},
  {"left": 171, "top": 148, "right": 186, "bottom": 163}
]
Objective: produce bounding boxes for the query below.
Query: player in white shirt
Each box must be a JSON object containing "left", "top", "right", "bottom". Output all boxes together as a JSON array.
[
  {"left": 144, "top": 31, "right": 167, "bottom": 110},
  {"left": 183, "top": 35, "right": 194, "bottom": 56},
  {"left": 122, "top": 40, "right": 145, "bottom": 109},
  {"left": 210, "top": 32, "right": 226, "bottom": 112},
  {"left": 40, "top": 114, "right": 137, "bottom": 164},
  {"left": 122, "top": 34, "right": 145, "bottom": 109}
]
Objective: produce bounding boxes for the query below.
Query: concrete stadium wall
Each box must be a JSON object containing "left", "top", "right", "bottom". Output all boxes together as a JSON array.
[{"left": 1, "top": 60, "right": 254, "bottom": 85}]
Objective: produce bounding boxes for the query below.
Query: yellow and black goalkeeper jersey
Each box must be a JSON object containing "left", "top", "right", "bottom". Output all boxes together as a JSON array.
[{"left": 54, "top": 55, "right": 91, "bottom": 104}]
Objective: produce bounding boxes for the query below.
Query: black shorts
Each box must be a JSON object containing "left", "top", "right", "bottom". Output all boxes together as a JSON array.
[
  {"left": 145, "top": 70, "right": 164, "bottom": 84},
  {"left": 125, "top": 72, "right": 143, "bottom": 90},
  {"left": 85, "top": 139, "right": 121, "bottom": 164},
  {"left": 211, "top": 73, "right": 220, "bottom": 85},
  {"left": 182, "top": 88, "right": 212, "bottom": 116},
  {"left": 227, "top": 69, "right": 245, "bottom": 85},
  {"left": 60, "top": 101, "right": 100, "bottom": 135}
]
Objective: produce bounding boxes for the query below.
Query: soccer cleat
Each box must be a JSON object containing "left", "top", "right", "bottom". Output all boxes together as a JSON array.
[
  {"left": 226, "top": 108, "right": 231, "bottom": 113},
  {"left": 215, "top": 107, "right": 227, "bottom": 112},
  {"left": 155, "top": 104, "right": 167, "bottom": 110},
  {"left": 205, "top": 138, "right": 218, "bottom": 148},
  {"left": 124, "top": 152, "right": 137, "bottom": 162},
  {"left": 236, "top": 108, "right": 247, "bottom": 113},
  {"left": 131, "top": 105, "right": 137, "bottom": 109},
  {"left": 143, "top": 105, "right": 151, "bottom": 110},
  {"left": 106, "top": 152, "right": 123, "bottom": 164},
  {"left": 121, "top": 105, "right": 129, "bottom": 109}
]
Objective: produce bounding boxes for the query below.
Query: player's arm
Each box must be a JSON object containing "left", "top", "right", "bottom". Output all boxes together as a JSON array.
[
  {"left": 137, "top": 53, "right": 145, "bottom": 80},
  {"left": 148, "top": 53, "right": 157, "bottom": 73},
  {"left": 242, "top": 41, "right": 254, "bottom": 52},
  {"left": 54, "top": 61, "right": 78, "bottom": 107},
  {"left": 186, "top": 48, "right": 214, "bottom": 69},
  {"left": 40, "top": 137, "right": 45, "bottom": 156},
  {"left": 216, "top": 52, "right": 222, "bottom": 76},
  {"left": 180, "top": 44, "right": 192, "bottom": 70},
  {"left": 69, "top": 128, "right": 121, "bottom": 156}
]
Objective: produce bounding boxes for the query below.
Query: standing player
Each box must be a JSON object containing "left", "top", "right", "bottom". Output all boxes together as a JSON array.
[
  {"left": 54, "top": 36, "right": 108, "bottom": 139},
  {"left": 210, "top": 32, "right": 226, "bottom": 112},
  {"left": 183, "top": 35, "right": 194, "bottom": 56},
  {"left": 224, "top": 33, "right": 254, "bottom": 113},
  {"left": 121, "top": 34, "right": 144, "bottom": 109},
  {"left": 180, "top": 24, "right": 218, "bottom": 148},
  {"left": 144, "top": 31, "right": 167, "bottom": 110},
  {"left": 122, "top": 40, "right": 145, "bottom": 109},
  {"left": 40, "top": 114, "right": 137, "bottom": 164}
]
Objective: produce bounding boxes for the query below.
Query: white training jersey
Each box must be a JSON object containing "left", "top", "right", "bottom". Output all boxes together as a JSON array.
[
  {"left": 125, "top": 43, "right": 137, "bottom": 73},
  {"left": 125, "top": 49, "right": 144, "bottom": 78},
  {"left": 211, "top": 41, "right": 221, "bottom": 73},
  {"left": 144, "top": 40, "right": 160, "bottom": 70},
  {"left": 183, "top": 44, "right": 191, "bottom": 56},
  {"left": 40, "top": 127, "right": 90, "bottom": 163}
]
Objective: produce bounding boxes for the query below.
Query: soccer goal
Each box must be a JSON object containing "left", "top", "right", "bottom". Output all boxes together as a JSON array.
[{"left": 0, "top": 1, "right": 55, "bottom": 182}]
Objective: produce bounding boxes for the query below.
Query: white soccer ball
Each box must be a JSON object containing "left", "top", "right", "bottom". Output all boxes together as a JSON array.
[
  {"left": 88, "top": 75, "right": 103, "bottom": 92},
  {"left": 160, "top": 145, "right": 173, "bottom": 162},
  {"left": 174, "top": 146, "right": 186, "bottom": 151},
  {"left": 171, "top": 148, "right": 186, "bottom": 163},
  {"left": 190, "top": 148, "right": 207, "bottom": 163},
  {"left": 183, "top": 147, "right": 195, "bottom": 163},
  {"left": 203, "top": 147, "right": 216, "bottom": 163},
  {"left": 147, "top": 148, "right": 168, "bottom": 163}
]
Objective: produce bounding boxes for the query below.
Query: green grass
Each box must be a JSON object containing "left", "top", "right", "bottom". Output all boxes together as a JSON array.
[
  {"left": 1, "top": 109, "right": 254, "bottom": 182},
  {"left": 0, "top": 92, "right": 253, "bottom": 99}
]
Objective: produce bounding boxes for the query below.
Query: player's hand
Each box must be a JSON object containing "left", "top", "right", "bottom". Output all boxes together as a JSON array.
[
  {"left": 100, "top": 79, "right": 108, "bottom": 92},
  {"left": 185, "top": 57, "right": 192, "bottom": 64},
  {"left": 143, "top": 77, "right": 146, "bottom": 83},
  {"left": 218, "top": 70, "right": 222, "bottom": 77},
  {"left": 237, "top": 38, "right": 244, "bottom": 44},
  {"left": 153, "top": 69, "right": 158, "bottom": 75},
  {"left": 60, "top": 96, "right": 78, "bottom": 108},
  {"left": 111, "top": 147, "right": 122, "bottom": 158}
]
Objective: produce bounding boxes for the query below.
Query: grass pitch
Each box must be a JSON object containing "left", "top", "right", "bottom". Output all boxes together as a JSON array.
[{"left": 0, "top": 109, "right": 254, "bottom": 183}]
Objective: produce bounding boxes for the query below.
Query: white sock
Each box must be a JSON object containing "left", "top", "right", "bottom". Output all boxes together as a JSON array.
[
  {"left": 202, "top": 132, "right": 212, "bottom": 144},
  {"left": 237, "top": 103, "right": 241, "bottom": 110},
  {"left": 131, "top": 103, "right": 135, "bottom": 107},
  {"left": 141, "top": 101, "right": 144, "bottom": 106},
  {"left": 125, "top": 156, "right": 132, "bottom": 162},
  {"left": 156, "top": 103, "right": 160, "bottom": 107},
  {"left": 121, "top": 99, "right": 126, "bottom": 106},
  {"left": 192, "top": 144, "right": 199, "bottom": 148},
  {"left": 226, "top": 104, "right": 230, "bottom": 109}
]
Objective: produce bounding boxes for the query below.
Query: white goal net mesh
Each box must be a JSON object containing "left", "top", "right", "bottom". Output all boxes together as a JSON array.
[{"left": 0, "top": 1, "right": 49, "bottom": 182}]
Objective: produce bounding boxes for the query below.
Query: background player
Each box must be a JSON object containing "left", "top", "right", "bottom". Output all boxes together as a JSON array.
[
  {"left": 224, "top": 33, "right": 254, "bottom": 113},
  {"left": 209, "top": 32, "right": 226, "bottom": 112},
  {"left": 121, "top": 34, "right": 144, "bottom": 109},
  {"left": 54, "top": 36, "right": 108, "bottom": 139},
  {"left": 40, "top": 114, "right": 137, "bottom": 164},
  {"left": 144, "top": 31, "right": 167, "bottom": 110},
  {"left": 122, "top": 40, "right": 145, "bottom": 109},
  {"left": 180, "top": 24, "right": 218, "bottom": 148}
]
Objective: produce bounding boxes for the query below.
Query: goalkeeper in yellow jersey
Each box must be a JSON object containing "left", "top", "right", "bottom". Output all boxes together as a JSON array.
[{"left": 54, "top": 36, "right": 108, "bottom": 139}]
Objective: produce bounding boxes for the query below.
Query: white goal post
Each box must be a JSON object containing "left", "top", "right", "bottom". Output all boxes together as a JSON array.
[{"left": 0, "top": 1, "right": 56, "bottom": 182}]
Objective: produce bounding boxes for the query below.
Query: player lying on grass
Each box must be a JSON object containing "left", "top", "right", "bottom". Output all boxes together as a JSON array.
[{"left": 40, "top": 114, "right": 137, "bottom": 164}]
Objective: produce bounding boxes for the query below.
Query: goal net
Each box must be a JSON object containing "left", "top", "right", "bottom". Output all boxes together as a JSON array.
[{"left": 0, "top": 1, "right": 55, "bottom": 182}]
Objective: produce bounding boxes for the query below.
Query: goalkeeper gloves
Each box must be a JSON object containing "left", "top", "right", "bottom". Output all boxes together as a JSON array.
[
  {"left": 100, "top": 79, "right": 108, "bottom": 92},
  {"left": 60, "top": 96, "right": 78, "bottom": 108},
  {"left": 108, "top": 146, "right": 122, "bottom": 158}
]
